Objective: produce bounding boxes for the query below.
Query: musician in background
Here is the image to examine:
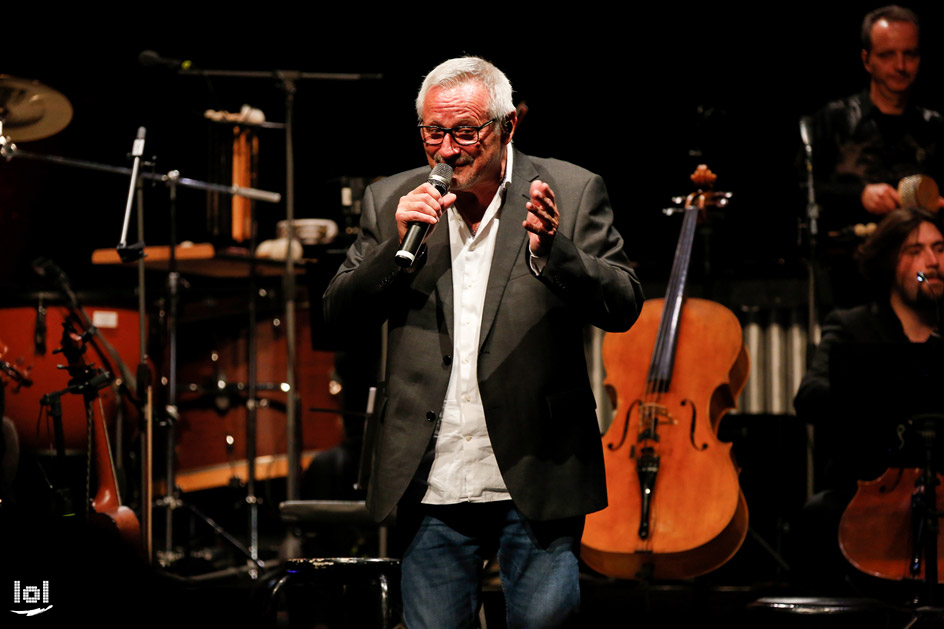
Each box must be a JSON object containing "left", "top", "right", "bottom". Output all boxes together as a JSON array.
[
  {"left": 793, "top": 206, "right": 944, "bottom": 591},
  {"left": 803, "top": 5, "right": 944, "bottom": 308},
  {"left": 809, "top": 5, "right": 944, "bottom": 227}
]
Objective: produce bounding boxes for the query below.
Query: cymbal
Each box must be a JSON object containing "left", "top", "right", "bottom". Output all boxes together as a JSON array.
[{"left": 0, "top": 75, "right": 72, "bottom": 141}]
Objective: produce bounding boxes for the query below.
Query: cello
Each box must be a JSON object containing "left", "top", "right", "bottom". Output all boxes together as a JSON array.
[
  {"left": 838, "top": 466, "right": 944, "bottom": 583},
  {"left": 581, "top": 165, "right": 750, "bottom": 580},
  {"left": 837, "top": 410, "right": 944, "bottom": 594}
]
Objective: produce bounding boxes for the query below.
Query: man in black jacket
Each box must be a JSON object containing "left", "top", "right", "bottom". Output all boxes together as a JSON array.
[{"left": 793, "top": 206, "right": 944, "bottom": 591}]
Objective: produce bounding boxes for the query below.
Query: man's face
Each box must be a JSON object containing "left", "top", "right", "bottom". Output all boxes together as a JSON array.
[
  {"left": 863, "top": 18, "right": 920, "bottom": 96},
  {"left": 895, "top": 221, "right": 944, "bottom": 304},
  {"left": 421, "top": 82, "right": 509, "bottom": 195}
]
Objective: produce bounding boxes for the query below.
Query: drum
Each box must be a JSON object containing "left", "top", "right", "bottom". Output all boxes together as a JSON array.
[
  {"left": 0, "top": 303, "right": 140, "bottom": 451},
  {"left": 174, "top": 308, "right": 344, "bottom": 492}
]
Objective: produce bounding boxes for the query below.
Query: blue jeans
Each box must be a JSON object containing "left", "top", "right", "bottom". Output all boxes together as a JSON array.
[{"left": 398, "top": 502, "right": 583, "bottom": 628}]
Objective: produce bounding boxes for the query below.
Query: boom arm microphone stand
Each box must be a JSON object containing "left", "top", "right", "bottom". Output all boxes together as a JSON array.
[{"left": 114, "top": 127, "right": 155, "bottom": 559}]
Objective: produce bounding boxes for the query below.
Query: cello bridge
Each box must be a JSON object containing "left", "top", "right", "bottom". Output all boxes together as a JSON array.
[{"left": 638, "top": 402, "right": 676, "bottom": 441}]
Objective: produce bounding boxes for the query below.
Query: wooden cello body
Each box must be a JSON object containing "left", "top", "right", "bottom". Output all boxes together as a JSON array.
[
  {"left": 581, "top": 166, "right": 750, "bottom": 580},
  {"left": 839, "top": 467, "right": 944, "bottom": 582}
]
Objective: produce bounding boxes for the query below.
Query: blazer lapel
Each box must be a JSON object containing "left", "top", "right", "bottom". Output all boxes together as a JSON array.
[
  {"left": 479, "top": 148, "right": 539, "bottom": 349},
  {"left": 427, "top": 217, "right": 454, "bottom": 343}
]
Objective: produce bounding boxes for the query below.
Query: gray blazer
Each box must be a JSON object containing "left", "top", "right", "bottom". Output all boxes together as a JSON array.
[{"left": 323, "top": 148, "right": 643, "bottom": 522}]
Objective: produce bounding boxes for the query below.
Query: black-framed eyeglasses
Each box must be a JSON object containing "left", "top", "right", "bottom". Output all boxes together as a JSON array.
[{"left": 418, "top": 118, "right": 497, "bottom": 146}]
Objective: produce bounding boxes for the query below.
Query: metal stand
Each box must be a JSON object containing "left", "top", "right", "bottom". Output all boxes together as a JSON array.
[
  {"left": 799, "top": 115, "right": 820, "bottom": 503},
  {"left": 907, "top": 414, "right": 943, "bottom": 608},
  {"left": 1, "top": 136, "right": 280, "bottom": 565},
  {"left": 168, "top": 61, "right": 381, "bottom": 565}
]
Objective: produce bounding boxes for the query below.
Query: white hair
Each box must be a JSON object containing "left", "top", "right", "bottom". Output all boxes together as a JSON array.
[{"left": 415, "top": 56, "right": 515, "bottom": 123}]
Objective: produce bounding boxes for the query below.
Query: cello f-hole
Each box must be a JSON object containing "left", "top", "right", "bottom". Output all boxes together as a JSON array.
[
  {"left": 682, "top": 399, "right": 707, "bottom": 451},
  {"left": 608, "top": 398, "right": 641, "bottom": 452}
]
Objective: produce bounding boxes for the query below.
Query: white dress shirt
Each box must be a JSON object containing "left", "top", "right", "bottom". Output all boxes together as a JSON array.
[{"left": 422, "top": 150, "right": 514, "bottom": 504}]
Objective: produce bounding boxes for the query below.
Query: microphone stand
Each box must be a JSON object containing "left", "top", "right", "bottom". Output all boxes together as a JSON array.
[
  {"left": 114, "top": 128, "right": 155, "bottom": 560},
  {"left": 800, "top": 116, "right": 820, "bottom": 501}
]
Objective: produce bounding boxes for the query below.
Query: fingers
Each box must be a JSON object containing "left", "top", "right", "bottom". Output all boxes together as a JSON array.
[
  {"left": 396, "top": 183, "right": 453, "bottom": 243},
  {"left": 526, "top": 180, "right": 559, "bottom": 234},
  {"left": 524, "top": 180, "right": 559, "bottom": 256},
  {"left": 889, "top": 187, "right": 902, "bottom": 207},
  {"left": 862, "top": 183, "right": 901, "bottom": 215}
]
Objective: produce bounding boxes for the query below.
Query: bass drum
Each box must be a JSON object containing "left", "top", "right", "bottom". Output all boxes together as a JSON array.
[
  {"left": 0, "top": 302, "right": 140, "bottom": 451},
  {"left": 174, "top": 309, "right": 344, "bottom": 492}
]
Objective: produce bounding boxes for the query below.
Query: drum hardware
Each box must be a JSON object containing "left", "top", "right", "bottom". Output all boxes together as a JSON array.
[
  {"left": 5, "top": 120, "right": 282, "bottom": 564},
  {"left": 178, "top": 380, "right": 285, "bottom": 416},
  {"left": 0, "top": 342, "right": 33, "bottom": 391},
  {"left": 142, "top": 153, "right": 279, "bottom": 574},
  {"left": 161, "top": 57, "right": 381, "bottom": 569},
  {"left": 152, "top": 491, "right": 264, "bottom": 574},
  {"left": 6, "top": 60, "right": 373, "bottom": 573}
]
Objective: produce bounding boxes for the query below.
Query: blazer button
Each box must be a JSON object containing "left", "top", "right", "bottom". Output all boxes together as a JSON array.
[
  {"left": 426, "top": 411, "right": 437, "bottom": 422},
  {"left": 443, "top": 354, "right": 452, "bottom": 366}
]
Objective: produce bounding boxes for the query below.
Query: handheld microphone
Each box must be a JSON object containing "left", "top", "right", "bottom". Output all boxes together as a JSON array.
[{"left": 395, "top": 163, "right": 453, "bottom": 267}]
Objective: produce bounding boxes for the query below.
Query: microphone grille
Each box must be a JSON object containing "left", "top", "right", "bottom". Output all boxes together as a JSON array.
[
  {"left": 428, "top": 163, "right": 453, "bottom": 195},
  {"left": 431, "top": 163, "right": 453, "bottom": 182}
]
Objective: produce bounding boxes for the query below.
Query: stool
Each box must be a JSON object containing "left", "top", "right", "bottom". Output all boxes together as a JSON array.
[
  {"left": 747, "top": 596, "right": 898, "bottom": 628},
  {"left": 264, "top": 557, "right": 402, "bottom": 628}
]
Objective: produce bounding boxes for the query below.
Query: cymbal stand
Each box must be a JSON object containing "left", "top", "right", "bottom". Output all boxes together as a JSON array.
[{"left": 172, "top": 63, "right": 381, "bottom": 564}]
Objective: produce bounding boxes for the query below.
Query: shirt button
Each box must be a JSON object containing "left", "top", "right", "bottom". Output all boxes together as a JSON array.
[
  {"left": 426, "top": 411, "right": 437, "bottom": 422},
  {"left": 464, "top": 435, "right": 472, "bottom": 441},
  {"left": 463, "top": 395, "right": 471, "bottom": 403}
]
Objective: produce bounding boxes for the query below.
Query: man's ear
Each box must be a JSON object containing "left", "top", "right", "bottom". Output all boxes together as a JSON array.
[{"left": 501, "top": 111, "right": 517, "bottom": 144}]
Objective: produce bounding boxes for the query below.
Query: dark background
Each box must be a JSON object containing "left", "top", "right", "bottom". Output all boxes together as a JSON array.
[
  {"left": 4, "top": 4, "right": 944, "bottom": 298},
  {"left": 2, "top": 6, "right": 942, "bottom": 620}
]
